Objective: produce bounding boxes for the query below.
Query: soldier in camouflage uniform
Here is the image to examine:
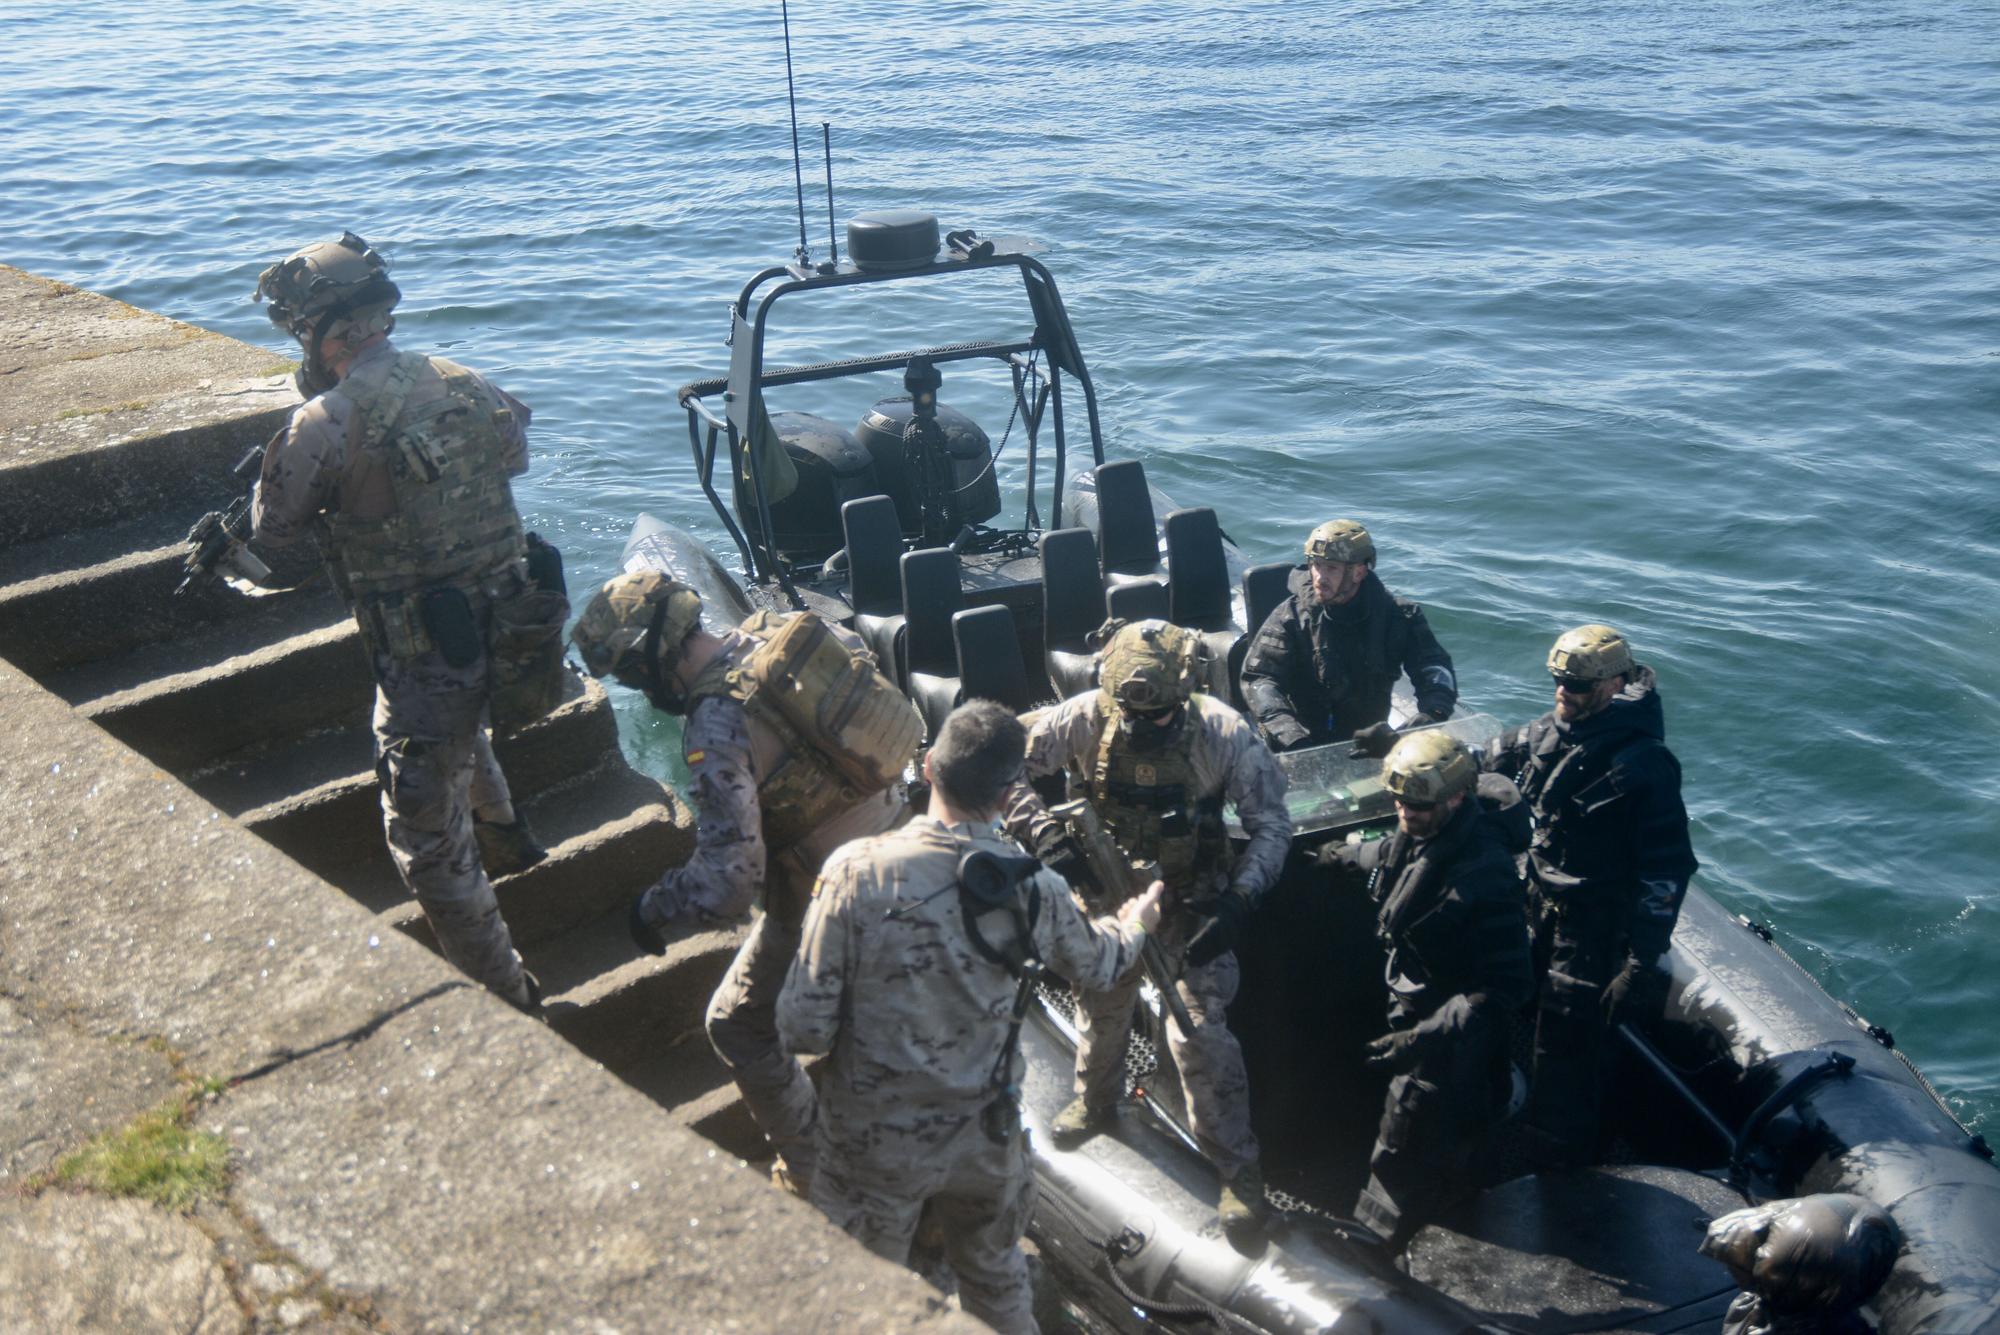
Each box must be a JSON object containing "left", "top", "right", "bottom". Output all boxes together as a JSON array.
[
  {"left": 779, "top": 701, "right": 1163, "bottom": 1335},
  {"left": 249, "top": 232, "right": 542, "bottom": 1010},
  {"left": 1005, "top": 620, "right": 1292, "bottom": 1240},
  {"left": 570, "top": 572, "right": 916, "bottom": 1185},
  {"left": 1240, "top": 519, "right": 1457, "bottom": 757}
]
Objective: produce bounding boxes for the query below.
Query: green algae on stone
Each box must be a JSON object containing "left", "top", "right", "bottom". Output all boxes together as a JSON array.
[{"left": 53, "top": 1098, "right": 229, "bottom": 1210}]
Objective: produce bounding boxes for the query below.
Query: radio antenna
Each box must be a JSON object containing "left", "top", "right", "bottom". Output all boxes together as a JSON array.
[
  {"left": 822, "top": 122, "right": 838, "bottom": 266},
  {"left": 781, "top": 0, "right": 811, "bottom": 267}
]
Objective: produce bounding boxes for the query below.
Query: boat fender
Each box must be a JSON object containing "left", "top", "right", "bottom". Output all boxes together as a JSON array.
[{"left": 1700, "top": 1194, "right": 1900, "bottom": 1331}]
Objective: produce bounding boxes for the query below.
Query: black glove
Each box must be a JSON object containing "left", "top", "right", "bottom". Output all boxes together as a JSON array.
[
  {"left": 1184, "top": 892, "right": 1249, "bottom": 969},
  {"left": 1313, "top": 839, "right": 1358, "bottom": 870},
  {"left": 1350, "top": 721, "right": 1398, "bottom": 758},
  {"left": 1602, "top": 956, "right": 1669, "bottom": 1027},
  {"left": 1362, "top": 1027, "right": 1423, "bottom": 1073},
  {"left": 1268, "top": 720, "right": 1312, "bottom": 753}
]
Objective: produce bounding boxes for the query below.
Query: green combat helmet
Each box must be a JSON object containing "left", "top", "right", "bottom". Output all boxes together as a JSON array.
[
  {"left": 254, "top": 231, "right": 400, "bottom": 343},
  {"left": 1381, "top": 729, "right": 1477, "bottom": 807},
  {"left": 254, "top": 231, "right": 402, "bottom": 394},
  {"left": 1305, "top": 519, "right": 1375, "bottom": 566},
  {"left": 1547, "top": 623, "right": 1635, "bottom": 683},
  {"left": 571, "top": 571, "right": 704, "bottom": 703},
  {"left": 1098, "top": 619, "right": 1202, "bottom": 715}
]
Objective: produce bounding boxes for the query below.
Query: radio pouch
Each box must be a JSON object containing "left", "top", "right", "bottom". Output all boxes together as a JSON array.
[{"left": 421, "top": 587, "right": 483, "bottom": 668}]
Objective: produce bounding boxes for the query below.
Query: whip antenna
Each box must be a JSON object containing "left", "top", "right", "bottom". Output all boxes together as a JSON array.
[
  {"left": 781, "top": 0, "right": 811, "bottom": 266},
  {"left": 823, "top": 122, "right": 838, "bottom": 266}
]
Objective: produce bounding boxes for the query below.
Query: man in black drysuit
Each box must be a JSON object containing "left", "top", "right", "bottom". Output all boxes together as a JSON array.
[
  {"left": 1240, "top": 519, "right": 1457, "bottom": 757},
  {"left": 1485, "top": 623, "right": 1698, "bottom": 1163},
  {"left": 1324, "top": 729, "right": 1532, "bottom": 1250}
]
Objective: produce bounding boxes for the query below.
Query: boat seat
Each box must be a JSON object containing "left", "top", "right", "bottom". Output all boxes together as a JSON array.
[
  {"left": 1164, "top": 507, "right": 1233, "bottom": 633},
  {"left": 1092, "top": 459, "right": 1163, "bottom": 584},
  {"left": 954, "top": 605, "right": 1036, "bottom": 713},
  {"left": 843, "top": 496, "right": 907, "bottom": 683},
  {"left": 1105, "top": 578, "right": 1168, "bottom": 624},
  {"left": 1162, "top": 506, "right": 1238, "bottom": 696},
  {"left": 1405, "top": 1165, "right": 1744, "bottom": 1332},
  {"left": 1243, "top": 560, "right": 1294, "bottom": 637},
  {"left": 1229, "top": 560, "right": 1295, "bottom": 710},
  {"left": 901, "top": 546, "right": 964, "bottom": 740},
  {"left": 1040, "top": 527, "right": 1107, "bottom": 702}
]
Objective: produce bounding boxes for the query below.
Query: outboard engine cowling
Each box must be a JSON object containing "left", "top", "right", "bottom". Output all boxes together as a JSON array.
[
  {"left": 735, "top": 412, "right": 879, "bottom": 568},
  {"left": 854, "top": 398, "right": 1001, "bottom": 538}
]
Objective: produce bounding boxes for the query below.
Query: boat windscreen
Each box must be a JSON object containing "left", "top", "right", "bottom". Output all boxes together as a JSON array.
[{"left": 1230, "top": 713, "right": 1506, "bottom": 837}]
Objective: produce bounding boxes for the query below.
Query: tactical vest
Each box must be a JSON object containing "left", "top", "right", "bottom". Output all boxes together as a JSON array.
[
  {"left": 1514, "top": 718, "right": 1659, "bottom": 903},
  {"left": 1085, "top": 697, "right": 1232, "bottom": 896},
  {"left": 691, "top": 610, "right": 923, "bottom": 849},
  {"left": 324, "top": 352, "right": 526, "bottom": 602}
]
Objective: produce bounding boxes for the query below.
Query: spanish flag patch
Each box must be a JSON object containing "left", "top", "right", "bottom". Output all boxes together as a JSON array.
[{"left": 686, "top": 750, "right": 706, "bottom": 766}]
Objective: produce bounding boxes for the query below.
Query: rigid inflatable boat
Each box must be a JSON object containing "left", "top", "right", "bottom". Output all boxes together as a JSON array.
[{"left": 625, "top": 211, "right": 2000, "bottom": 1334}]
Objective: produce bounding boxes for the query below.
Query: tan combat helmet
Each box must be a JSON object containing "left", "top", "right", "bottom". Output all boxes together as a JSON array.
[
  {"left": 1381, "top": 729, "right": 1477, "bottom": 807},
  {"left": 1305, "top": 519, "right": 1375, "bottom": 566},
  {"left": 1547, "top": 624, "right": 1635, "bottom": 683},
  {"left": 571, "top": 571, "right": 704, "bottom": 691},
  {"left": 1098, "top": 619, "right": 1202, "bottom": 714},
  {"left": 254, "top": 230, "right": 401, "bottom": 344}
]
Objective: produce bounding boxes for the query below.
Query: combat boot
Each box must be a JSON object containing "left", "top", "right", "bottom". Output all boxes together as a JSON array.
[
  {"left": 475, "top": 815, "right": 546, "bottom": 878},
  {"left": 1047, "top": 1096, "right": 1118, "bottom": 1148},
  {"left": 1217, "top": 1162, "right": 1267, "bottom": 1250},
  {"left": 628, "top": 892, "right": 667, "bottom": 956},
  {"left": 769, "top": 1155, "right": 811, "bottom": 1200},
  {"left": 503, "top": 969, "right": 545, "bottom": 1020}
]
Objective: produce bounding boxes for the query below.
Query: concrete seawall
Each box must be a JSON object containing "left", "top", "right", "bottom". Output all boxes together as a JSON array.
[{"left": 0, "top": 265, "right": 969, "bottom": 1332}]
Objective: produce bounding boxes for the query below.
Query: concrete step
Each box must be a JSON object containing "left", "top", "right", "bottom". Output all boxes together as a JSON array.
[
  {"left": 77, "top": 617, "right": 372, "bottom": 772},
  {"left": 232, "top": 680, "right": 668, "bottom": 916},
  {"left": 342, "top": 756, "right": 694, "bottom": 923},
  {"left": 537, "top": 917, "right": 747, "bottom": 1075},
  {"left": 219, "top": 666, "right": 611, "bottom": 829},
  {"left": 47, "top": 588, "right": 347, "bottom": 709},
  {"left": 0, "top": 529, "right": 326, "bottom": 680},
  {"left": 0, "top": 507, "right": 209, "bottom": 588},
  {"left": 624, "top": 1054, "right": 769, "bottom": 1161},
  {"left": 0, "top": 392, "right": 293, "bottom": 550}
]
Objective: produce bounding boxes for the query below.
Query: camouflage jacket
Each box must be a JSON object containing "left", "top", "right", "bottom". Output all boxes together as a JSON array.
[
  {"left": 251, "top": 338, "right": 530, "bottom": 547},
  {"left": 1003, "top": 691, "right": 1293, "bottom": 903},
  {"left": 647, "top": 626, "right": 902, "bottom": 926},
  {"left": 777, "top": 815, "right": 1145, "bottom": 1126}
]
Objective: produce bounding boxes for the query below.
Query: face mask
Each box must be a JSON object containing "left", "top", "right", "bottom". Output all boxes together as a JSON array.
[{"left": 1117, "top": 705, "right": 1184, "bottom": 753}]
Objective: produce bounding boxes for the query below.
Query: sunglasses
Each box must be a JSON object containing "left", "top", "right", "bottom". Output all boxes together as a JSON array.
[
  {"left": 1124, "top": 704, "right": 1177, "bottom": 722},
  {"left": 1392, "top": 795, "right": 1438, "bottom": 813},
  {"left": 1552, "top": 675, "right": 1598, "bottom": 694}
]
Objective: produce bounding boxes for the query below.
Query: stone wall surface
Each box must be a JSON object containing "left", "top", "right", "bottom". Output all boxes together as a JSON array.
[
  {"left": 0, "top": 657, "right": 968, "bottom": 1332},
  {"left": 0, "top": 264, "right": 300, "bottom": 547}
]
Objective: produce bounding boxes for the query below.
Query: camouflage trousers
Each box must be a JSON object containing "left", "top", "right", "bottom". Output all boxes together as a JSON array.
[
  {"left": 372, "top": 649, "right": 527, "bottom": 1003},
  {"left": 1074, "top": 920, "right": 1260, "bottom": 1177},
  {"left": 812, "top": 1116, "right": 1039, "bottom": 1335},
  {"left": 706, "top": 858, "right": 820, "bottom": 1175}
]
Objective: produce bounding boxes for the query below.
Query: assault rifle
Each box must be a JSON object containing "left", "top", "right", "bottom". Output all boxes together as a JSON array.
[
  {"left": 1048, "top": 797, "right": 1196, "bottom": 1039},
  {"left": 175, "top": 444, "right": 274, "bottom": 596}
]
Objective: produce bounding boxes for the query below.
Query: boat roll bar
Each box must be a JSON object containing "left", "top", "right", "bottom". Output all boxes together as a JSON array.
[{"left": 674, "top": 228, "right": 1106, "bottom": 600}]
